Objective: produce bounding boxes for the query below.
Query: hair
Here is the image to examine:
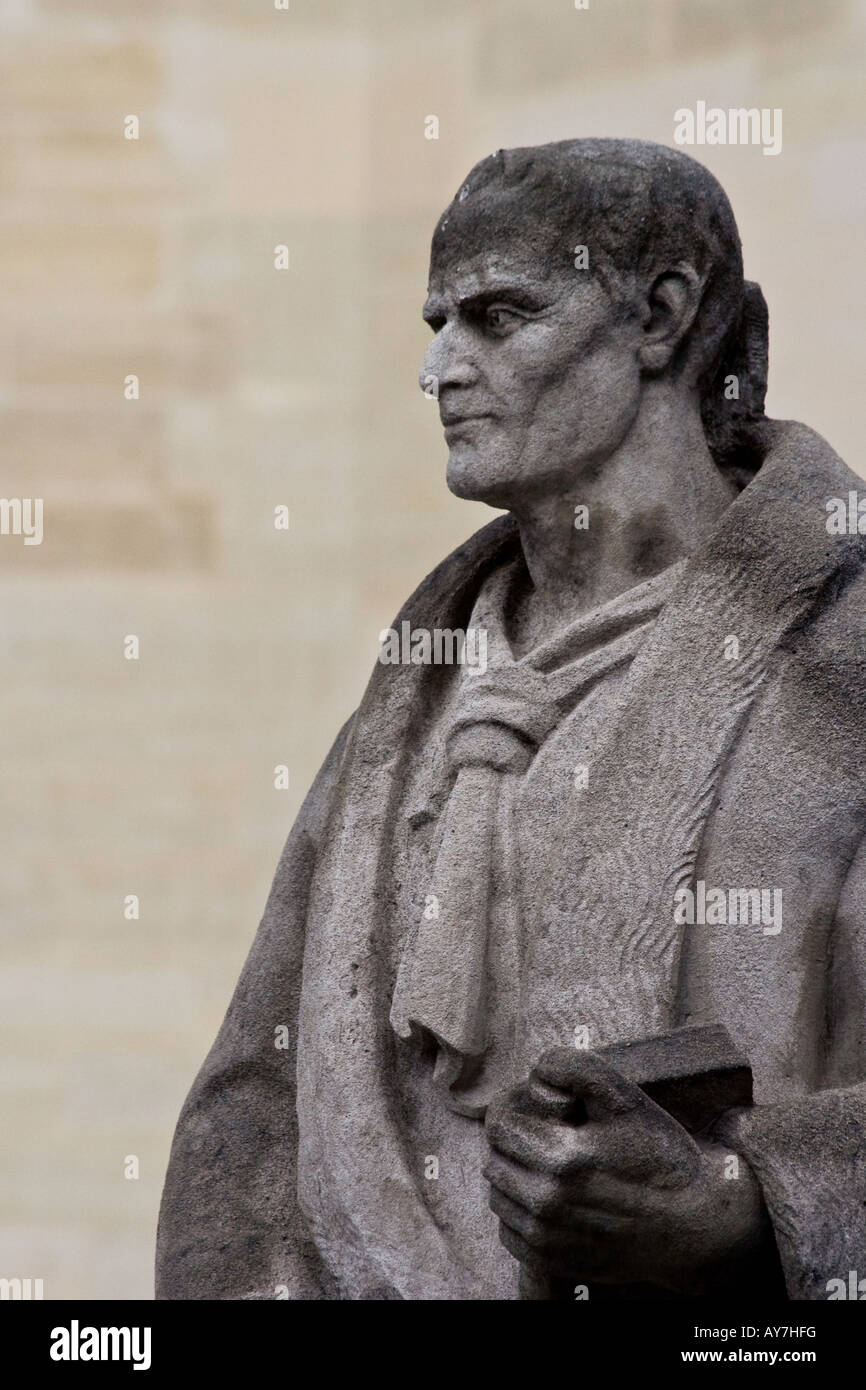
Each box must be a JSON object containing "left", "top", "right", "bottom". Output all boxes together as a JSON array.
[{"left": 432, "top": 139, "right": 769, "bottom": 483}]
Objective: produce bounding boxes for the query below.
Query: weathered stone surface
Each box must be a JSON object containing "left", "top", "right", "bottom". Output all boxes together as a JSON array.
[{"left": 157, "top": 140, "right": 866, "bottom": 1301}]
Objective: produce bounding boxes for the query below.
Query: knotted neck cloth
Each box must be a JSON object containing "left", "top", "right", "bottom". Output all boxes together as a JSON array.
[{"left": 390, "top": 557, "right": 685, "bottom": 1116}]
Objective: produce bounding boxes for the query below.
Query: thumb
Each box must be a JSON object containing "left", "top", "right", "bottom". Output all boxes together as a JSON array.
[
  {"left": 529, "top": 1047, "right": 647, "bottom": 1123},
  {"left": 529, "top": 1048, "right": 702, "bottom": 1188}
]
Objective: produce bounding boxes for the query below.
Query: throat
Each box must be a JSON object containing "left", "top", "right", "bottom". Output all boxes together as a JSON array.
[{"left": 509, "top": 453, "right": 738, "bottom": 655}]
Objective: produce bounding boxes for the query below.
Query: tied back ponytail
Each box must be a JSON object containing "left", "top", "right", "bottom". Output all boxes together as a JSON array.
[{"left": 701, "top": 279, "right": 771, "bottom": 486}]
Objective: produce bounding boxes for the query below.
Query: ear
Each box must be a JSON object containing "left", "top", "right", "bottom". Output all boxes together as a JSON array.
[{"left": 637, "top": 263, "right": 706, "bottom": 375}]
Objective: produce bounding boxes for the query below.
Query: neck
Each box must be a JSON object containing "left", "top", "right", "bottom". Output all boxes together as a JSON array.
[{"left": 510, "top": 384, "right": 737, "bottom": 631}]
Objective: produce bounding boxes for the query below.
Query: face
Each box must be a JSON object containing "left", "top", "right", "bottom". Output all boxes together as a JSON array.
[{"left": 420, "top": 236, "right": 646, "bottom": 511}]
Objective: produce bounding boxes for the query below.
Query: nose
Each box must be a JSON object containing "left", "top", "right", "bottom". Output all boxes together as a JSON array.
[{"left": 418, "top": 322, "right": 480, "bottom": 397}]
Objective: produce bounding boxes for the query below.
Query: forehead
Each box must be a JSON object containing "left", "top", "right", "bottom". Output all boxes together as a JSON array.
[
  {"left": 426, "top": 184, "right": 580, "bottom": 300},
  {"left": 425, "top": 244, "right": 561, "bottom": 303}
]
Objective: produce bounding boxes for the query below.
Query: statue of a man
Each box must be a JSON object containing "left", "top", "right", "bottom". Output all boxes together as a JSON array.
[{"left": 156, "top": 140, "right": 866, "bottom": 1301}]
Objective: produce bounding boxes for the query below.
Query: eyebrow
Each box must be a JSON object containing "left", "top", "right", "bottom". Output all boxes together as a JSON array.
[{"left": 422, "top": 282, "right": 552, "bottom": 322}]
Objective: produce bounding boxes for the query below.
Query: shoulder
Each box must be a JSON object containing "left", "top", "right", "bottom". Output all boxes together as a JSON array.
[
  {"left": 391, "top": 513, "right": 519, "bottom": 625},
  {"left": 782, "top": 550, "right": 866, "bottom": 730}
]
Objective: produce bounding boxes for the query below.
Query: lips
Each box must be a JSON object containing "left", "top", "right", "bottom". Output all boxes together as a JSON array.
[{"left": 440, "top": 412, "right": 491, "bottom": 427}]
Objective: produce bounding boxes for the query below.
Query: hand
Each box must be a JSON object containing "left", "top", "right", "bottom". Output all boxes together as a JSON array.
[{"left": 483, "top": 1047, "right": 771, "bottom": 1295}]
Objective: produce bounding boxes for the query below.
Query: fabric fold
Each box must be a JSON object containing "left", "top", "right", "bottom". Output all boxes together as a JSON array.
[
  {"left": 391, "top": 560, "right": 685, "bottom": 1115},
  {"left": 159, "top": 422, "right": 866, "bottom": 1300},
  {"left": 715, "top": 1088, "right": 866, "bottom": 1299}
]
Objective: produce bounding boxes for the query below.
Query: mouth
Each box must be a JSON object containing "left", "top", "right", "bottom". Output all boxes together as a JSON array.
[{"left": 441, "top": 412, "right": 492, "bottom": 434}]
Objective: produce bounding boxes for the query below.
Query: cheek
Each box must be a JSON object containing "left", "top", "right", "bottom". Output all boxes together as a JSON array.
[
  {"left": 520, "top": 340, "right": 642, "bottom": 459},
  {"left": 572, "top": 346, "right": 642, "bottom": 447},
  {"left": 494, "top": 301, "right": 640, "bottom": 443}
]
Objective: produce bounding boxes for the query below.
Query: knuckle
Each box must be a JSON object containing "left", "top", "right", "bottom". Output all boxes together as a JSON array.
[
  {"left": 488, "top": 1186, "right": 507, "bottom": 1216},
  {"left": 484, "top": 1114, "right": 510, "bottom": 1149},
  {"left": 498, "top": 1223, "right": 525, "bottom": 1260},
  {"left": 532, "top": 1178, "right": 562, "bottom": 1219},
  {"left": 550, "top": 1138, "right": 588, "bottom": 1177},
  {"left": 522, "top": 1215, "right": 547, "bottom": 1247}
]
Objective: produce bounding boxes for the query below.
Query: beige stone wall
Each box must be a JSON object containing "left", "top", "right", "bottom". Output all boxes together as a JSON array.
[{"left": 1, "top": 0, "right": 864, "bottom": 1299}]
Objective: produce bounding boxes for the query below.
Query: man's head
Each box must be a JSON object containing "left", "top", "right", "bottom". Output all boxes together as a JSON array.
[{"left": 420, "top": 139, "right": 767, "bottom": 509}]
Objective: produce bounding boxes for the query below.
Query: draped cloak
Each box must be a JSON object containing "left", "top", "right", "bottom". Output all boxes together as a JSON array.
[{"left": 156, "top": 421, "right": 866, "bottom": 1300}]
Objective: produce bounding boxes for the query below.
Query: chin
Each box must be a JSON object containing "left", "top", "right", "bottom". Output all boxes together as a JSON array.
[{"left": 446, "top": 448, "right": 511, "bottom": 508}]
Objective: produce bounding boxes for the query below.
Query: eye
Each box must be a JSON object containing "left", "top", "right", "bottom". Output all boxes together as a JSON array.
[{"left": 484, "top": 304, "right": 523, "bottom": 334}]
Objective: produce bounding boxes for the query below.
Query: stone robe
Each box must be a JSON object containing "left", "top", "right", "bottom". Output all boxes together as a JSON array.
[{"left": 156, "top": 420, "right": 866, "bottom": 1300}]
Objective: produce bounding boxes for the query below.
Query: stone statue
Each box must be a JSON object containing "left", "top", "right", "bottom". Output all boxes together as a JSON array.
[{"left": 156, "top": 139, "right": 866, "bottom": 1301}]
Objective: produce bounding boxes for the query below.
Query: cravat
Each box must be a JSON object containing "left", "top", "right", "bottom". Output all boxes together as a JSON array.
[{"left": 390, "top": 560, "right": 684, "bottom": 1115}]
